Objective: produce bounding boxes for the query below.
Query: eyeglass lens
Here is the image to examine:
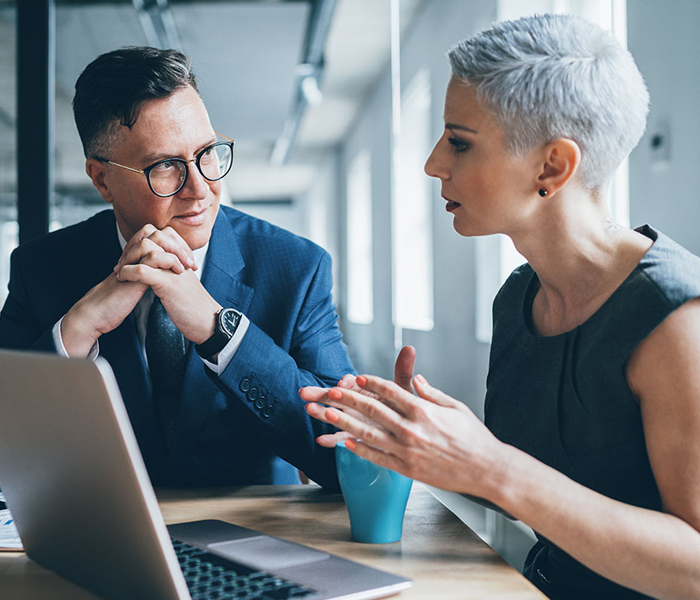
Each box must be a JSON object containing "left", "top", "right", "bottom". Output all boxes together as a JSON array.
[{"left": 148, "top": 143, "right": 233, "bottom": 196}]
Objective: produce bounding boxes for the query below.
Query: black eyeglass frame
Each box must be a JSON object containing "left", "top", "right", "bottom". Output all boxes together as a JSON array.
[{"left": 96, "top": 136, "right": 235, "bottom": 198}]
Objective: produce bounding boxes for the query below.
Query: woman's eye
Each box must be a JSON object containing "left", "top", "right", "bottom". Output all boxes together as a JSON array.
[{"left": 448, "top": 137, "right": 471, "bottom": 153}]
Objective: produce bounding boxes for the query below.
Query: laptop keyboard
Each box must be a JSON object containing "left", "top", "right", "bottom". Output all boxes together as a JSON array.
[{"left": 172, "top": 538, "right": 317, "bottom": 600}]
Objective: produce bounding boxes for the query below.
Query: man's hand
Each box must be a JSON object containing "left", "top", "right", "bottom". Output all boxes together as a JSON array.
[
  {"left": 60, "top": 223, "right": 213, "bottom": 358},
  {"left": 61, "top": 273, "right": 148, "bottom": 358},
  {"left": 114, "top": 224, "right": 221, "bottom": 344},
  {"left": 115, "top": 223, "right": 197, "bottom": 275}
]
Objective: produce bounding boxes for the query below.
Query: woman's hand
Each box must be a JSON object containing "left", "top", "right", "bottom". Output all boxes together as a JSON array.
[
  {"left": 301, "top": 345, "right": 416, "bottom": 448},
  {"left": 302, "top": 369, "right": 507, "bottom": 498}
]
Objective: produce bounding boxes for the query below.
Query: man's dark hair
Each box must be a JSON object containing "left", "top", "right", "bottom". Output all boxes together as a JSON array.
[{"left": 73, "top": 46, "right": 199, "bottom": 158}]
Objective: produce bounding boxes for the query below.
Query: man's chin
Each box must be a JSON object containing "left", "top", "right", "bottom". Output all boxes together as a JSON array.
[{"left": 177, "top": 222, "right": 216, "bottom": 250}]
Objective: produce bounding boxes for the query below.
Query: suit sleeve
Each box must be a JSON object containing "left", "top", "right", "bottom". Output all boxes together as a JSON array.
[
  {"left": 0, "top": 247, "right": 59, "bottom": 353},
  {"left": 205, "top": 251, "right": 355, "bottom": 490}
]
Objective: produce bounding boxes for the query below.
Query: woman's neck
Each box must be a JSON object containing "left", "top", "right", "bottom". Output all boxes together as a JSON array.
[{"left": 509, "top": 191, "right": 652, "bottom": 337}]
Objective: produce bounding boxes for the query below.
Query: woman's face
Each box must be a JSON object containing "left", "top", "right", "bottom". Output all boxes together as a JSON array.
[{"left": 425, "top": 76, "right": 540, "bottom": 237}]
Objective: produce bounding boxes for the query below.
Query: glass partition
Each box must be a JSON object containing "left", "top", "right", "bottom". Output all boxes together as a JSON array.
[{"left": 0, "top": 3, "right": 16, "bottom": 306}]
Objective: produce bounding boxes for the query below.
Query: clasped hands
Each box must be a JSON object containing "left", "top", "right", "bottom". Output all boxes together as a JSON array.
[
  {"left": 300, "top": 345, "right": 507, "bottom": 497},
  {"left": 61, "top": 224, "right": 220, "bottom": 357}
]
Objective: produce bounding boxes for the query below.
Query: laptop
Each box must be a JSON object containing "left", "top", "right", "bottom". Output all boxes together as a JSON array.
[{"left": 0, "top": 350, "right": 412, "bottom": 600}]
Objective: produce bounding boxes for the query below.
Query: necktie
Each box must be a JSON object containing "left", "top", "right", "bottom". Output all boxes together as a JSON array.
[{"left": 145, "top": 297, "right": 187, "bottom": 448}]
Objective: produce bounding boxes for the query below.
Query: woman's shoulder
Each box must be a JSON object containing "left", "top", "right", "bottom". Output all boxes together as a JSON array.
[
  {"left": 632, "top": 225, "right": 700, "bottom": 307},
  {"left": 586, "top": 225, "right": 700, "bottom": 357}
]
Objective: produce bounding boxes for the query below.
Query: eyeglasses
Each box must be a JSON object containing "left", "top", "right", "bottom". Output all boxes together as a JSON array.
[{"left": 98, "top": 134, "right": 235, "bottom": 198}]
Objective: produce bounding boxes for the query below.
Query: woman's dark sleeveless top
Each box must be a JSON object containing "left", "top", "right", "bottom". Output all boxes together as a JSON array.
[{"left": 484, "top": 226, "right": 700, "bottom": 600}]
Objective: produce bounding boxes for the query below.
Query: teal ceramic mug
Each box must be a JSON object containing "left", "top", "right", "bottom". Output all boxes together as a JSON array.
[{"left": 335, "top": 441, "right": 413, "bottom": 543}]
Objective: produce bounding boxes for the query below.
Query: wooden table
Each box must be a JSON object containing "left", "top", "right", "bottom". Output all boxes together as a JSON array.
[{"left": 0, "top": 483, "right": 546, "bottom": 599}]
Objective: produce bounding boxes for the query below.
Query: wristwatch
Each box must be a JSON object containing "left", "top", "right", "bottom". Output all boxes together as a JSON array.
[{"left": 195, "top": 307, "right": 242, "bottom": 360}]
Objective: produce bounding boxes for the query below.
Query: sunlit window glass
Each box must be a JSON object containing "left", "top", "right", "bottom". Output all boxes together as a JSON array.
[
  {"left": 393, "top": 69, "right": 433, "bottom": 332},
  {"left": 346, "top": 150, "right": 374, "bottom": 325}
]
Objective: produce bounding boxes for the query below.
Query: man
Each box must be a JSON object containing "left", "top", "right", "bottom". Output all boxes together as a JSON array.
[{"left": 0, "top": 47, "right": 355, "bottom": 489}]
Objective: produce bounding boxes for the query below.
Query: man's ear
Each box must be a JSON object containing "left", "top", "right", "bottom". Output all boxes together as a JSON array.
[
  {"left": 536, "top": 138, "right": 581, "bottom": 197},
  {"left": 85, "top": 158, "right": 113, "bottom": 205}
]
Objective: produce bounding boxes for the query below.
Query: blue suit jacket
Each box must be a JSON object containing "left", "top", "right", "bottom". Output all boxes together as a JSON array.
[{"left": 0, "top": 207, "right": 355, "bottom": 489}]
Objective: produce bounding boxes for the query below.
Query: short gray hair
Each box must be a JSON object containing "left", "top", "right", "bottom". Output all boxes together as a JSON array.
[{"left": 448, "top": 14, "right": 649, "bottom": 189}]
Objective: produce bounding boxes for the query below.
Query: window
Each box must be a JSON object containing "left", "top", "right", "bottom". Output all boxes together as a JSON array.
[
  {"left": 0, "top": 221, "right": 17, "bottom": 307},
  {"left": 475, "top": 0, "right": 628, "bottom": 343},
  {"left": 393, "top": 69, "right": 433, "bottom": 331},
  {"left": 346, "top": 150, "right": 374, "bottom": 325}
]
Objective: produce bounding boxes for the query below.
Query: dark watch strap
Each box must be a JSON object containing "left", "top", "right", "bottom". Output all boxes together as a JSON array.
[{"left": 195, "top": 308, "right": 241, "bottom": 360}]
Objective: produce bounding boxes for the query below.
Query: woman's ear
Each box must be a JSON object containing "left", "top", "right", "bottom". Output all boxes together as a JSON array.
[
  {"left": 85, "top": 158, "right": 114, "bottom": 205},
  {"left": 536, "top": 138, "right": 581, "bottom": 197}
]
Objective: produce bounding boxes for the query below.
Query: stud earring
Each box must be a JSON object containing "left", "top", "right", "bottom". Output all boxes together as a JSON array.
[{"left": 538, "top": 188, "right": 548, "bottom": 197}]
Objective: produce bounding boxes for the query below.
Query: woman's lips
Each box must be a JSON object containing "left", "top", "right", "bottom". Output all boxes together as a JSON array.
[{"left": 445, "top": 199, "right": 461, "bottom": 212}]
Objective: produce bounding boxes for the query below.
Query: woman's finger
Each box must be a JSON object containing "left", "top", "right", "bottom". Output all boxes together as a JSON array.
[
  {"left": 304, "top": 401, "right": 335, "bottom": 424},
  {"left": 337, "top": 374, "right": 356, "bottom": 389},
  {"left": 315, "top": 389, "right": 405, "bottom": 453},
  {"left": 355, "top": 375, "right": 419, "bottom": 414},
  {"left": 299, "top": 385, "right": 330, "bottom": 403},
  {"left": 315, "top": 430, "right": 355, "bottom": 448},
  {"left": 394, "top": 345, "right": 416, "bottom": 393},
  {"left": 326, "top": 386, "right": 405, "bottom": 429},
  {"left": 412, "top": 374, "right": 464, "bottom": 408},
  {"left": 345, "top": 439, "right": 409, "bottom": 476}
]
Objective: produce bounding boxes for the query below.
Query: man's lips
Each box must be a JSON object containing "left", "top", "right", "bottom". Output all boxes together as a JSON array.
[{"left": 175, "top": 207, "right": 209, "bottom": 223}]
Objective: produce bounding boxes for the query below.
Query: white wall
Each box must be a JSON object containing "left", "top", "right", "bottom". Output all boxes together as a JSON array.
[
  {"left": 303, "top": 149, "right": 342, "bottom": 302},
  {"left": 628, "top": 0, "right": 700, "bottom": 254}
]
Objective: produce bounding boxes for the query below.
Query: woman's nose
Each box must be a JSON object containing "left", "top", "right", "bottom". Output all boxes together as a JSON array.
[{"left": 424, "top": 139, "right": 448, "bottom": 180}]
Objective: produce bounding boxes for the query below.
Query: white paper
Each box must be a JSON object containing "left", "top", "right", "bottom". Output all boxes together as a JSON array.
[{"left": 0, "top": 493, "right": 23, "bottom": 551}]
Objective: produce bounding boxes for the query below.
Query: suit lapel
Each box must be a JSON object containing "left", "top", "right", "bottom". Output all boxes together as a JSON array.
[{"left": 200, "top": 208, "right": 254, "bottom": 312}]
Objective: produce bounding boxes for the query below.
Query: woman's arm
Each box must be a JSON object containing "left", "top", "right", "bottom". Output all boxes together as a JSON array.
[{"left": 301, "top": 300, "right": 700, "bottom": 599}]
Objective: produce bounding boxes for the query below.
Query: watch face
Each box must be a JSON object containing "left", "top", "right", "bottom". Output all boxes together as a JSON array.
[{"left": 220, "top": 309, "right": 240, "bottom": 336}]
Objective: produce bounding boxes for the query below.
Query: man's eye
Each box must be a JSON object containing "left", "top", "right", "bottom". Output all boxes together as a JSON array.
[
  {"left": 153, "top": 160, "right": 176, "bottom": 172},
  {"left": 200, "top": 148, "right": 215, "bottom": 163},
  {"left": 448, "top": 137, "right": 471, "bottom": 153}
]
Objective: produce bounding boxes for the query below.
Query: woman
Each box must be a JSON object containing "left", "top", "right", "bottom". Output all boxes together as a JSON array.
[{"left": 301, "top": 14, "right": 700, "bottom": 600}]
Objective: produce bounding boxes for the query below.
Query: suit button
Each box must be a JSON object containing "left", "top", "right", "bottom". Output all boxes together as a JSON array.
[
  {"left": 262, "top": 401, "right": 276, "bottom": 418},
  {"left": 239, "top": 378, "right": 251, "bottom": 393},
  {"left": 247, "top": 387, "right": 259, "bottom": 402},
  {"left": 254, "top": 395, "right": 266, "bottom": 410}
]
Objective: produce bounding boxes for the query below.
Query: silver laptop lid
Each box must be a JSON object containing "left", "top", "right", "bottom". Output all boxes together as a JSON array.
[{"left": 0, "top": 350, "right": 190, "bottom": 600}]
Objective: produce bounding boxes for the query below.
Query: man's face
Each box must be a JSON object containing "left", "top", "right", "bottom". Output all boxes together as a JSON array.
[{"left": 89, "top": 85, "right": 222, "bottom": 250}]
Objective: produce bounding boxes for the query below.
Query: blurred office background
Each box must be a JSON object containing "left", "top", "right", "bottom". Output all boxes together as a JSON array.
[{"left": 0, "top": 0, "right": 696, "bottom": 570}]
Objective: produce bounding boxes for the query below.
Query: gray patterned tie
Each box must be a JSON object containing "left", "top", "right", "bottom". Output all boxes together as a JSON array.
[{"left": 145, "top": 297, "right": 186, "bottom": 448}]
